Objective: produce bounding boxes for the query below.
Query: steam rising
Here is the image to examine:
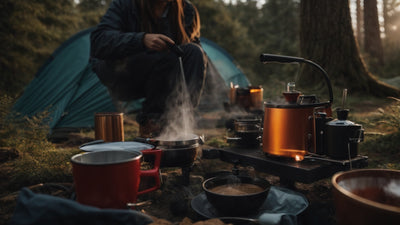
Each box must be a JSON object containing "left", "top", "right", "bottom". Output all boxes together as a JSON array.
[{"left": 159, "top": 57, "right": 195, "bottom": 140}]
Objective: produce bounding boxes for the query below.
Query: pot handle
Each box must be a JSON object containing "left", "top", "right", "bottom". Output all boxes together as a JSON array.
[
  {"left": 349, "top": 128, "right": 364, "bottom": 143},
  {"left": 226, "top": 137, "right": 242, "bottom": 143},
  {"left": 137, "top": 149, "right": 162, "bottom": 195},
  {"left": 133, "top": 137, "right": 159, "bottom": 148}
]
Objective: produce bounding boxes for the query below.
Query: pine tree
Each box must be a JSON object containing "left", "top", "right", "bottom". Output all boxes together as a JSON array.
[
  {"left": 0, "top": 0, "right": 80, "bottom": 96},
  {"left": 77, "top": 0, "right": 112, "bottom": 27},
  {"left": 299, "top": 0, "right": 399, "bottom": 98},
  {"left": 192, "top": 0, "right": 259, "bottom": 82},
  {"left": 364, "top": 0, "right": 385, "bottom": 67}
]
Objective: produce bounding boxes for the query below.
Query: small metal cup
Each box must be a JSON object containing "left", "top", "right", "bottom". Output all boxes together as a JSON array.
[{"left": 94, "top": 112, "right": 124, "bottom": 142}]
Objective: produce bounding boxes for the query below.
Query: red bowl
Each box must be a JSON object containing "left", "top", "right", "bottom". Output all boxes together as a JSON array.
[{"left": 332, "top": 169, "right": 400, "bottom": 225}]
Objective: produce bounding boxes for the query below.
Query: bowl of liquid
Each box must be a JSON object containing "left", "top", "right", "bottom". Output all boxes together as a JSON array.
[
  {"left": 202, "top": 175, "right": 270, "bottom": 216},
  {"left": 332, "top": 169, "right": 400, "bottom": 225}
]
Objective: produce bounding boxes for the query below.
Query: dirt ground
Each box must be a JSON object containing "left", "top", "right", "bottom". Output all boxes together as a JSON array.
[
  {"left": 134, "top": 158, "right": 336, "bottom": 225},
  {"left": 1, "top": 102, "right": 392, "bottom": 225},
  {"left": 0, "top": 154, "right": 336, "bottom": 225},
  {"left": 0, "top": 140, "right": 337, "bottom": 225}
]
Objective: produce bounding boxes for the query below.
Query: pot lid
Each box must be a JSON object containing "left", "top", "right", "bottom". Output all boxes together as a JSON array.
[
  {"left": 155, "top": 133, "right": 202, "bottom": 147},
  {"left": 326, "top": 119, "right": 359, "bottom": 126},
  {"left": 79, "top": 141, "right": 154, "bottom": 152}
]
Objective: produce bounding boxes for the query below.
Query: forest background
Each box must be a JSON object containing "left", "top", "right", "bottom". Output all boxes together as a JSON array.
[
  {"left": 1, "top": 1, "right": 400, "bottom": 223},
  {"left": 2, "top": 0, "right": 400, "bottom": 100}
]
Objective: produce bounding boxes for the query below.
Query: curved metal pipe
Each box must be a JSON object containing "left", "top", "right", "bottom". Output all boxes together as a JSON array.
[{"left": 260, "top": 53, "right": 333, "bottom": 105}]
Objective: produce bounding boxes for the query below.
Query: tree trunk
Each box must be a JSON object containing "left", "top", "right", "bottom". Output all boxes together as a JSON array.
[
  {"left": 364, "top": 0, "right": 385, "bottom": 66},
  {"left": 299, "top": 0, "right": 399, "bottom": 99},
  {"left": 383, "top": 0, "right": 389, "bottom": 37},
  {"left": 356, "top": 0, "right": 363, "bottom": 47}
]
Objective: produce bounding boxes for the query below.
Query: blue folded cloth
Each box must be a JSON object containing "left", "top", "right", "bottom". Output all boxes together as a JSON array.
[
  {"left": 258, "top": 186, "right": 309, "bottom": 225},
  {"left": 9, "top": 188, "right": 153, "bottom": 225}
]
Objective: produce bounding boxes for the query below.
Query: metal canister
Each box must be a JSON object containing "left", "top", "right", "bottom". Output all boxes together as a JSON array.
[
  {"left": 262, "top": 101, "right": 331, "bottom": 160},
  {"left": 94, "top": 112, "right": 124, "bottom": 142},
  {"left": 325, "top": 117, "right": 364, "bottom": 159}
]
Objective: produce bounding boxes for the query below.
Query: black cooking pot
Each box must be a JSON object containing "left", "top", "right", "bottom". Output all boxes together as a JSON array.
[
  {"left": 202, "top": 175, "right": 270, "bottom": 216},
  {"left": 234, "top": 118, "right": 262, "bottom": 133},
  {"left": 234, "top": 118, "right": 262, "bottom": 147},
  {"left": 226, "top": 117, "right": 263, "bottom": 147},
  {"left": 134, "top": 134, "right": 203, "bottom": 167},
  {"left": 157, "top": 144, "right": 199, "bottom": 167}
]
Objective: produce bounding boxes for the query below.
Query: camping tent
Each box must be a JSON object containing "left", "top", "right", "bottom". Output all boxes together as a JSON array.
[{"left": 13, "top": 27, "right": 249, "bottom": 131}]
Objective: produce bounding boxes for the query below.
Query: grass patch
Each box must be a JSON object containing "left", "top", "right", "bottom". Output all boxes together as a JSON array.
[
  {"left": 8, "top": 147, "right": 78, "bottom": 191},
  {"left": 358, "top": 97, "right": 400, "bottom": 170},
  {"left": 360, "top": 132, "right": 400, "bottom": 170},
  {"left": 0, "top": 95, "right": 78, "bottom": 194},
  {"left": 205, "top": 137, "right": 230, "bottom": 148}
]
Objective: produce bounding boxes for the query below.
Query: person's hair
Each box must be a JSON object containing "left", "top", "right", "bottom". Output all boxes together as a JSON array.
[{"left": 135, "top": 0, "right": 200, "bottom": 44}]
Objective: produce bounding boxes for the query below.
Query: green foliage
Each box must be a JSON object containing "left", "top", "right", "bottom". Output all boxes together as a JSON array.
[
  {"left": 376, "top": 97, "right": 400, "bottom": 131},
  {"left": 358, "top": 98, "right": 400, "bottom": 170},
  {"left": 355, "top": 97, "right": 400, "bottom": 133},
  {"left": 76, "top": 0, "right": 112, "bottom": 27},
  {"left": 360, "top": 132, "right": 400, "bottom": 170},
  {"left": 252, "top": 0, "right": 301, "bottom": 93},
  {"left": 0, "top": 0, "right": 81, "bottom": 97},
  {"left": 1, "top": 0, "right": 398, "bottom": 100},
  {"left": 0, "top": 95, "right": 77, "bottom": 191},
  {"left": 9, "top": 149, "right": 75, "bottom": 190},
  {"left": 0, "top": 0, "right": 118, "bottom": 97},
  {"left": 255, "top": 0, "right": 300, "bottom": 54},
  {"left": 193, "top": 0, "right": 260, "bottom": 81},
  {"left": 0, "top": 0, "right": 301, "bottom": 97},
  {"left": 192, "top": 0, "right": 300, "bottom": 97},
  {"left": 205, "top": 137, "right": 230, "bottom": 148},
  {"left": 77, "top": 0, "right": 110, "bottom": 11}
]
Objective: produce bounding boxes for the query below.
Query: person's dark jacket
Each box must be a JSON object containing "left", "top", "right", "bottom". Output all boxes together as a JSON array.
[{"left": 90, "top": 0, "right": 199, "bottom": 61}]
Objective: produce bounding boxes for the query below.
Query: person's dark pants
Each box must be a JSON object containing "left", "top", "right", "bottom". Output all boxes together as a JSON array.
[{"left": 93, "top": 43, "right": 207, "bottom": 124}]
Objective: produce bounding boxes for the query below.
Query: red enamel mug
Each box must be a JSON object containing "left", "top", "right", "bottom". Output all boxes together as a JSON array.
[{"left": 71, "top": 149, "right": 161, "bottom": 209}]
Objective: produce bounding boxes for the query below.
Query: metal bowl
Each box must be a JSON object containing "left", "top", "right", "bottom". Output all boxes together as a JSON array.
[{"left": 332, "top": 169, "right": 400, "bottom": 225}]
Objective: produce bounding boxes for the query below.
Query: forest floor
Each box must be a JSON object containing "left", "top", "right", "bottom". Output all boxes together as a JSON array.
[{"left": 1, "top": 96, "right": 399, "bottom": 225}]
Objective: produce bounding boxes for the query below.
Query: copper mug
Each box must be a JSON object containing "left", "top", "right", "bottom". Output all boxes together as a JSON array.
[{"left": 95, "top": 112, "right": 124, "bottom": 142}]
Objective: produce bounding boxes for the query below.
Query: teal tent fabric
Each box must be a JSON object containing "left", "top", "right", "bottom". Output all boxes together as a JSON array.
[
  {"left": 13, "top": 28, "right": 118, "bottom": 130},
  {"left": 200, "top": 38, "right": 249, "bottom": 87},
  {"left": 13, "top": 28, "right": 249, "bottom": 130}
]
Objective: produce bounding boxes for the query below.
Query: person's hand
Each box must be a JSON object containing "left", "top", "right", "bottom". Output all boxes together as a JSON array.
[{"left": 143, "top": 33, "right": 175, "bottom": 52}]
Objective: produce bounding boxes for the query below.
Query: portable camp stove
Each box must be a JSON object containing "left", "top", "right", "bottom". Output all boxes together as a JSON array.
[
  {"left": 206, "top": 54, "right": 369, "bottom": 185},
  {"left": 202, "top": 147, "right": 368, "bottom": 185}
]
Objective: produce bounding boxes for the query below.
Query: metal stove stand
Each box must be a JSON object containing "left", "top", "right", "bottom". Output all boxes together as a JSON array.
[{"left": 202, "top": 147, "right": 368, "bottom": 184}]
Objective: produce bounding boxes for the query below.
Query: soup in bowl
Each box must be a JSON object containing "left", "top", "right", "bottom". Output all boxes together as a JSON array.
[{"left": 202, "top": 175, "right": 270, "bottom": 216}]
